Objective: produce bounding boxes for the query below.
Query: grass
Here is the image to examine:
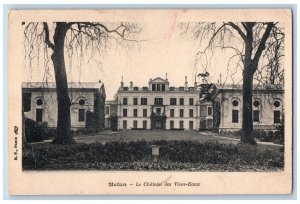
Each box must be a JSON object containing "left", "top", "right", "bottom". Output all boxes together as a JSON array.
[{"left": 73, "top": 130, "right": 239, "bottom": 145}]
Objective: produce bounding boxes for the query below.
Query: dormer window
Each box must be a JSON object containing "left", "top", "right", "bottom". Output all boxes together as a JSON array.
[
  {"left": 133, "top": 87, "right": 139, "bottom": 91},
  {"left": 149, "top": 77, "right": 169, "bottom": 91},
  {"left": 123, "top": 87, "right": 128, "bottom": 91}
]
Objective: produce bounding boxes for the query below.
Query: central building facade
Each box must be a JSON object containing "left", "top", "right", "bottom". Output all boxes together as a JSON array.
[{"left": 114, "top": 76, "right": 211, "bottom": 130}]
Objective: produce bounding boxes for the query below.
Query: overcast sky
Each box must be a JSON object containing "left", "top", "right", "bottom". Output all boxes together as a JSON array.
[{"left": 25, "top": 20, "right": 243, "bottom": 100}]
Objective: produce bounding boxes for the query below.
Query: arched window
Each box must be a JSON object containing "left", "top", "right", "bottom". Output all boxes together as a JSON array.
[
  {"left": 252, "top": 99, "right": 261, "bottom": 123},
  {"left": 273, "top": 99, "right": 282, "bottom": 124},
  {"left": 78, "top": 98, "right": 86, "bottom": 122},
  {"left": 231, "top": 98, "right": 240, "bottom": 123},
  {"left": 35, "top": 98, "right": 44, "bottom": 122}
]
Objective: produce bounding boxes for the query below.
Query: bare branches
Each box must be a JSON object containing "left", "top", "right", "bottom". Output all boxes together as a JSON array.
[
  {"left": 228, "top": 22, "right": 247, "bottom": 42},
  {"left": 251, "top": 22, "right": 275, "bottom": 73},
  {"left": 179, "top": 21, "right": 284, "bottom": 86}
]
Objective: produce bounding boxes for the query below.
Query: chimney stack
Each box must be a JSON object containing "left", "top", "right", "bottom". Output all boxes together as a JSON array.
[
  {"left": 120, "top": 76, "right": 124, "bottom": 89},
  {"left": 130, "top": 81, "right": 133, "bottom": 89},
  {"left": 185, "top": 76, "right": 188, "bottom": 89}
]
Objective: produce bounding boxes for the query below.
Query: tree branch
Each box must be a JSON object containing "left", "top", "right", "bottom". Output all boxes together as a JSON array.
[
  {"left": 43, "top": 22, "right": 55, "bottom": 50},
  {"left": 227, "top": 22, "right": 247, "bottom": 42},
  {"left": 251, "top": 22, "right": 275, "bottom": 74}
]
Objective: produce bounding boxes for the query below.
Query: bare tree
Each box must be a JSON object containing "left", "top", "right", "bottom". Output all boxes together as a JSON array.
[
  {"left": 180, "top": 22, "right": 284, "bottom": 144},
  {"left": 24, "top": 22, "right": 140, "bottom": 144}
]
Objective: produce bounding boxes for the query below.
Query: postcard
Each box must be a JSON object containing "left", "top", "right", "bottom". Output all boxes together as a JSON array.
[{"left": 8, "top": 9, "right": 292, "bottom": 195}]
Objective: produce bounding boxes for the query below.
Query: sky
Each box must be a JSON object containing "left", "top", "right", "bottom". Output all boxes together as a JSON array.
[{"left": 24, "top": 19, "right": 244, "bottom": 100}]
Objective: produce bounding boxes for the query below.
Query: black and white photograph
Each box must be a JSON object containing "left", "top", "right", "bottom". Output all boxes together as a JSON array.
[{"left": 8, "top": 9, "right": 293, "bottom": 195}]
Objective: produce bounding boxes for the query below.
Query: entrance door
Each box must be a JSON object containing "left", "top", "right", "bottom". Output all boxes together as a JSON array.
[
  {"left": 189, "top": 121, "right": 193, "bottom": 130},
  {"left": 155, "top": 120, "right": 162, "bottom": 129}
]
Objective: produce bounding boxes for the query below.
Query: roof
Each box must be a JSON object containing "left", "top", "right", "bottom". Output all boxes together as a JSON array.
[
  {"left": 215, "top": 83, "right": 284, "bottom": 91},
  {"left": 149, "top": 77, "right": 169, "bottom": 83},
  {"left": 22, "top": 82, "right": 104, "bottom": 89}
]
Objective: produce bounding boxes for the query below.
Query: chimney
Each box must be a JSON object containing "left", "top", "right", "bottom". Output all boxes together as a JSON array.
[
  {"left": 184, "top": 76, "right": 188, "bottom": 89},
  {"left": 130, "top": 81, "right": 133, "bottom": 89},
  {"left": 165, "top": 73, "right": 168, "bottom": 81},
  {"left": 194, "top": 75, "right": 197, "bottom": 87},
  {"left": 120, "top": 76, "right": 124, "bottom": 89}
]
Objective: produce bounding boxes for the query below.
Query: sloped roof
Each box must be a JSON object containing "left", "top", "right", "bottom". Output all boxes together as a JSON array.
[
  {"left": 149, "top": 77, "right": 168, "bottom": 83},
  {"left": 22, "top": 82, "right": 104, "bottom": 89},
  {"left": 215, "top": 83, "right": 284, "bottom": 90}
]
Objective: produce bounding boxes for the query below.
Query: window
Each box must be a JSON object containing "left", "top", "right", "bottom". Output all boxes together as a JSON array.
[
  {"left": 162, "top": 84, "right": 166, "bottom": 91},
  {"left": 133, "top": 98, "right": 138, "bottom": 105},
  {"left": 143, "top": 109, "right": 147, "bottom": 117},
  {"left": 179, "top": 121, "right": 184, "bottom": 129},
  {"left": 169, "top": 87, "right": 175, "bottom": 91},
  {"left": 36, "top": 109, "right": 43, "bottom": 122},
  {"left": 179, "top": 87, "right": 184, "bottom": 91},
  {"left": 123, "top": 120, "right": 127, "bottom": 129},
  {"left": 154, "top": 98, "right": 163, "bottom": 105},
  {"left": 123, "top": 108, "right": 127, "bottom": 117},
  {"left": 123, "top": 98, "right": 128, "bottom": 105},
  {"left": 133, "top": 109, "right": 138, "bottom": 117},
  {"left": 156, "top": 108, "right": 161, "bottom": 115},
  {"left": 253, "top": 110, "right": 260, "bottom": 122},
  {"left": 141, "top": 98, "right": 148, "bottom": 105},
  {"left": 170, "top": 98, "right": 177, "bottom": 105},
  {"left": 232, "top": 100, "right": 239, "bottom": 106},
  {"left": 207, "top": 107, "right": 212, "bottom": 116},
  {"left": 232, "top": 110, "right": 239, "bottom": 123},
  {"left": 143, "top": 120, "right": 147, "bottom": 129},
  {"left": 78, "top": 109, "right": 85, "bottom": 122},
  {"left": 152, "top": 84, "right": 156, "bottom": 91},
  {"left": 133, "top": 120, "right": 138, "bottom": 129},
  {"left": 170, "top": 109, "right": 174, "bottom": 117},
  {"left": 179, "top": 98, "right": 184, "bottom": 105},
  {"left": 23, "top": 93, "right": 31, "bottom": 112},
  {"left": 157, "top": 84, "right": 161, "bottom": 91},
  {"left": 79, "top": 99, "right": 85, "bottom": 106},
  {"left": 142, "top": 87, "right": 148, "bottom": 91},
  {"left": 180, "top": 109, "right": 184, "bottom": 118},
  {"left": 189, "top": 98, "right": 194, "bottom": 105},
  {"left": 133, "top": 87, "right": 139, "bottom": 91},
  {"left": 170, "top": 120, "right": 174, "bottom": 129},
  {"left": 274, "top": 111, "right": 281, "bottom": 123},
  {"left": 105, "top": 106, "right": 110, "bottom": 115},
  {"left": 274, "top": 101, "right": 281, "bottom": 108},
  {"left": 36, "top": 99, "right": 43, "bottom": 106},
  {"left": 123, "top": 87, "right": 129, "bottom": 91},
  {"left": 253, "top": 100, "right": 260, "bottom": 107},
  {"left": 189, "top": 109, "right": 194, "bottom": 117}
]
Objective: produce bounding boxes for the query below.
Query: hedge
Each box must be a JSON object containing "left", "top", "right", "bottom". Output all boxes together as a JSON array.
[{"left": 23, "top": 140, "right": 284, "bottom": 170}]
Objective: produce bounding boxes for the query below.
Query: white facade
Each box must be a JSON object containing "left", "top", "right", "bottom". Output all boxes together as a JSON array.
[
  {"left": 213, "top": 84, "right": 284, "bottom": 131},
  {"left": 22, "top": 82, "right": 106, "bottom": 130},
  {"left": 114, "top": 77, "right": 209, "bottom": 130}
]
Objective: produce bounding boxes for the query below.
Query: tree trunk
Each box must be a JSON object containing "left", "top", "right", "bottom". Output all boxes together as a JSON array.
[
  {"left": 241, "top": 66, "right": 257, "bottom": 145},
  {"left": 51, "top": 23, "right": 76, "bottom": 145}
]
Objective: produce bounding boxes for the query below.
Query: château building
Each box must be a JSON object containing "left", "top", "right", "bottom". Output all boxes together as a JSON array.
[
  {"left": 106, "top": 76, "right": 213, "bottom": 130},
  {"left": 22, "top": 82, "right": 106, "bottom": 131}
]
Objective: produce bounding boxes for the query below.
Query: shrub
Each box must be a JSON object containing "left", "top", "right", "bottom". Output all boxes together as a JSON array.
[{"left": 25, "top": 118, "right": 55, "bottom": 143}]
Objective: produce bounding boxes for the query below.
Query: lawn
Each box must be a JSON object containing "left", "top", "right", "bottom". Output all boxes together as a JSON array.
[
  {"left": 23, "top": 130, "right": 284, "bottom": 171},
  {"left": 73, "top": 130, "right": 239, "bottom": 144}
]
